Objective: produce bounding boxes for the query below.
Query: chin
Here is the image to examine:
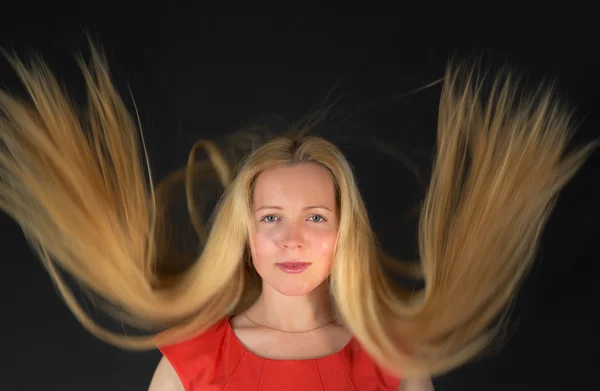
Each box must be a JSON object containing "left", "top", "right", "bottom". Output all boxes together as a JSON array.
[
  {"left": 263, "top": 276, "right": 323, "bottom": 296},
  {"left": 269, "top": 278, "right": 325, "bottom": 297},
  {"left": 255, "top": 265, "right": 331, "bottom": 297},
  {"left": 274, "top": 285, "right": 315, "bottom": 297}
]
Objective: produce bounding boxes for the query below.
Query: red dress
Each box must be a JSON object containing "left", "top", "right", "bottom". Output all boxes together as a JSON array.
[{"left": 159, "top": 318, "right": 402, "bottom": 390}]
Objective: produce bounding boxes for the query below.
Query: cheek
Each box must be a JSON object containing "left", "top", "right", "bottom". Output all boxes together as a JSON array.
[
  {"left": 312, "top": 231, "right": 338, "bottom": 259},
  {"left": 248, "top": 232, "right": 276, "bottom": 262}
]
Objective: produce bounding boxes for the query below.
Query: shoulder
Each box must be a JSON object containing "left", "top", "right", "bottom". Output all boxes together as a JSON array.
[
  {"left": 148, "top": 356, "right": 184, "bottom": 391},
  {"left": 158, "top": 318, "right": 229, "bottom": 360},
  {"left": 398, "top": 377, "right": 435, "bottom": 391},
  {"left": 153, "top": 318, "right": 233, "bottom": 390},
  {"left": 340, "top": 337, "right": 434, "bottom": 391},
  {"left": 340, "top": 339, "right": 402, "bottom": 389}
]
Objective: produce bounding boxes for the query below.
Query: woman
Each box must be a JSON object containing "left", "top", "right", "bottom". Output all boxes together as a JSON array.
[{"left": 0, "top": 43, "right": 596, "bottom": 390}]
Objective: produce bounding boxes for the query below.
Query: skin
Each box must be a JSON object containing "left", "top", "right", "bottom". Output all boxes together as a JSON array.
[
  {"left": 230, "top": 162, "right": 351, "bottom": 361},
  {"left": 148, "top": 162, "right": 434, "bottom": 390},
  {"left": 244, "top": 162, "right": 340, "bottom": 332}
]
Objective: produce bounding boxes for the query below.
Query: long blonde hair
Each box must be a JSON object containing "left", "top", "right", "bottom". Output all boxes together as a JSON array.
[{"left": 0, "top": 43, "right": 596, "bottom": 378}]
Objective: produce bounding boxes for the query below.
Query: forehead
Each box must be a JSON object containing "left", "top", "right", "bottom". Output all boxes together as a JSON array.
[{"left": 252, "top": 163, "right": 335, "bottom": 206}]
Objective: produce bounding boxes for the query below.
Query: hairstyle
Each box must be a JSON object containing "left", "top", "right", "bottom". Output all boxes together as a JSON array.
[{"left": 0, "top": 43, "right": 597, "bottom": 378}]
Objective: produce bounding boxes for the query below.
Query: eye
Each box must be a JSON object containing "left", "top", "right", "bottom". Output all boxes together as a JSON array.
[
  {"left": 260, "top": 214, "right": 279, "bottom": 223},
  {"left": 308, "top": 214, "right": 326, "bottom": 223}
]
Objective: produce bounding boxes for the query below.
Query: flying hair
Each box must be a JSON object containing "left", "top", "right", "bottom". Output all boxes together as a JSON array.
[{"left": 0, "top": 42, "right": 597, "bottom": 378}]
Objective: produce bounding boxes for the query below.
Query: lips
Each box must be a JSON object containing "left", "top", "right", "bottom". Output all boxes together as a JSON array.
[{"left": 276, "top": 262, "right": 312, "bottom": 274}]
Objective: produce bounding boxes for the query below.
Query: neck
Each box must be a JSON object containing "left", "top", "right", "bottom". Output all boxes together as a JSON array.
[{"left": 248, "top": 281, "right": 335, "bottom": 332}]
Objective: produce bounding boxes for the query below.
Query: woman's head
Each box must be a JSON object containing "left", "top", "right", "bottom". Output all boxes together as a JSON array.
[
  {"left": 249, "top": 161, "right": 339, "bottom": 296},
  {"left": 229, "top": 136, "right": 375, "bottom": 299}
]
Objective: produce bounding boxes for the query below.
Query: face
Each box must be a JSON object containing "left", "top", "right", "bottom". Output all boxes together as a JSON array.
[{"left": 249, "top": 162, "right": 339, "bottom": 296}]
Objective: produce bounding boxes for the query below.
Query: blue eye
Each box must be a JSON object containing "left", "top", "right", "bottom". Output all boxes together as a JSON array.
[
  {"left": 308, "top": 215, "right": 326, "bottom": 222},
  {"left": 261, "top": 215, "right": 279, "bottom": 223}
]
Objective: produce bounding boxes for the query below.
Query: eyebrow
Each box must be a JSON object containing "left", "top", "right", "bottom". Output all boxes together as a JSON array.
[{"left": 254, "top": 205, "right": 333, "bottom": 212}]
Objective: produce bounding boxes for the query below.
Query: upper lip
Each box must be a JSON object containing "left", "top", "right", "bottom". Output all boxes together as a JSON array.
[{"left": 277, "top": 261, "right": 311, "bottom": 265}]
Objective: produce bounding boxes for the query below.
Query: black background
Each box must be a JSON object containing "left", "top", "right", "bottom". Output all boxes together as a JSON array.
[{"left": 0, "top": 10, "right": 598, "bottom": 391}]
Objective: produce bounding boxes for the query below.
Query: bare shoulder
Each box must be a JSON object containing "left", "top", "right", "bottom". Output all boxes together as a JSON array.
[
  {"left": 398, "top": 377, "right": 435, "bottom": 391},
  {"left": 148, "top": 356, "right": 184, "bottom": 391}
]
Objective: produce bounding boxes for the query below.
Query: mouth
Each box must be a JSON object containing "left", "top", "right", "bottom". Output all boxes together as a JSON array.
[{"left": 275, "top": 262, "right": 312, "bottom": 274}]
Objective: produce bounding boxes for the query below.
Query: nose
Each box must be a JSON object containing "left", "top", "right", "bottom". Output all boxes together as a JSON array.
[{"left": 280, "top": 223, "right": 304, "bottom": 249}]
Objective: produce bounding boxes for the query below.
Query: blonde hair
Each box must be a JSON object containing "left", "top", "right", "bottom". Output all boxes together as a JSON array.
[{"left": 0, "top": 43, "right": 597, "bottom": 378}]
